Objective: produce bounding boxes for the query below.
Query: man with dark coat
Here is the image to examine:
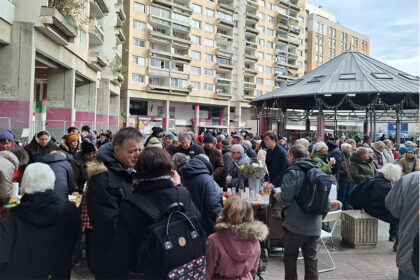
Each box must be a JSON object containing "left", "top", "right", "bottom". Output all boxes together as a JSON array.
[
  {"left": 173, "top": 132, "right": 205, "bottom": 158},
  {"left": 0, "top": 163, "right": 81, "bottom": 279},
  {"left": 178, "top": 155, "right": 223, "bottom": 236},
  {"left": 262, "top": 130, "right": 289, "bottom": 189},
  {"left": 144, "top": 127, "right": 163, "bottom": 147},
  {"left": 203, "top": 133, "right": 224, "bottom": 187},
  {"left": 86, "top": 127, "right": 143, "bottom": 279},
  {"left": 39, "top": 150, "right": 75, "bottom": 199},
  {"left": 246, "top": 133, "right": 257, "bottom": 150},
  {"left": 220, "top": 139, "right": 233, "bottom": 190},
  {"left": 71, "top": 141, "right": 97, "bottom": 193},
  {"left": 327, "top": 140, "right": 345, "bottom": 181}
]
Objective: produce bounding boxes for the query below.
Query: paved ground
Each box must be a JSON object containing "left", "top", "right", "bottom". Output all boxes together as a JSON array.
[{"left": 72, "top": 219, "right": 398, "bottom": 280}]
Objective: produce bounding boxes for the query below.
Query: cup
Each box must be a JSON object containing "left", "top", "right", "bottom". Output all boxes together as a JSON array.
[
  {"left": 12, "top": 182, "right": 19, "bottom": 198},
  {"left": 227, "top": 188, "right": 232, "bottom": 195},
  {"left": 226, "top": 175, "right": 232, "bottom": 183}
]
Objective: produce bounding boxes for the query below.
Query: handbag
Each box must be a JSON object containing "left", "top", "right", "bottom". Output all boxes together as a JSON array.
[{"left": 167, "top": 256, "right": 206, "bottom": 280}]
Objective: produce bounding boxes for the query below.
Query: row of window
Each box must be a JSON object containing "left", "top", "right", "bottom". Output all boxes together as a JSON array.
[
  {"left": 132, "top": 74, "right": 215, "bottom": 91},
  {"left": 255, "top": 78, "right": 273, "bottom": 86},
  {"left": 257, "top": 26, "right": 275, "bottom": 36},
  {"left": 191, "top": 20, "right": 214, "bottom": 32},
  {"left": 191, "top": 36, "right": 214, "bottom": 47},
  {"left": 258, "top": 0, "right": 276, "bottom": 11}
]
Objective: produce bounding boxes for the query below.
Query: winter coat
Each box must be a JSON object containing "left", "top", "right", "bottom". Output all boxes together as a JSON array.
[
  {"left": 206, "top": 221, "right": 268, "bottom": 280},
  {"left": 399, "top": 157, "right": 419, "bottom": 176},
  {"left": 311, "top": 151, "right": 333, "bottom": 175},
  {"left": 97, "top": 137, "right": 109, "bottom": 149},
  {"left": 113, "top": 179, "right": 201, "bottom": 278},
  {"left": 0, "top": 151, "right": 18, "bottom": 206},
  {"left": 0, "top": 190, "right": 81, "bottom": 279},
  {"left": 384, "top": 148, "right": 394, "bottom": 164},
  {"left": 257, "top": 149, "right": 266, "bottom": 166},
  {"left": 144, "top": 134, "right": 159, "bottom": 147},
  {"left": 385, "top": 172, "right": 419, "bottom": 279},
  {"left": 86, "top": 142, "right": 134, "bottom": 278},
  {"left": 59, "top": 139, "right": 77, "bottom": 162},
  {"left": 39, "top": 153, "right": 75, "bottom": 199},
  {"left": 327, "top": 141, "right": 345, "bottom": 180},
  {"left": 205, "top": 146, "right": 225, "bottom": 187},
  {"left": 274, "top": 158, "right": 322, "bottom": 236},
  {"left": 179, "top": 156, "right": 223, "bottom": 235},
  {"left": 10, "top": 148, "right": 29, "bottom": 184},
  {"left": 24, "top": 141, "right": 57, "bottom": 163},
  {"left": 173, "top": 143, "right": 205, "bottom": 158},
  {"left": 71, "top": 151, "right": 89, "bottom": 193},
  {"left": 166, "top": 144, "right": 176, "bottom": 156},
  {"left": 372, "top": 148, "right": 386, "bottom": 169},
  {"left": 229, "top": 154, "right": 251, "bottom": 190},
  {"left": 220, "top": 149, "right": 233, "bottom": 189},
  {"left": 245, "top": 146, "right": 258, "bottom": 163},
  {"left": 339, "top": 152, "right": 352, "bottom": 182},
  {"left": 349, "top": 153, "right": 377, "bottom": 184},
  {"left": 265, "top": 144, "right": 289, "bottom": 187}
]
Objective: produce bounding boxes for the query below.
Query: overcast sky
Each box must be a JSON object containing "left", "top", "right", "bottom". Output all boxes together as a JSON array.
[{"left": 308, "top": 0, "right": 419, "bottom": 76}]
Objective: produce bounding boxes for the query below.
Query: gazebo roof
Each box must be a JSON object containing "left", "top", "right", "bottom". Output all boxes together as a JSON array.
[{"left": 251, "top": 50, "right": 419, "bottom": 108}]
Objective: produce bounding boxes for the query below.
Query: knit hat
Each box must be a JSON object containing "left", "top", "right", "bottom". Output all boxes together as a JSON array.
[
  {"left": 314, "top": 142, "right": 327, "bottom": 152},
  {"left": 152, "top": 127, "right": 163, "bottom": 134},
  {"left": 233, "top": 134, "right": 243, "bottom": 140},
  {"left": 165, "top": 133, "right": 174, "bottom": 140},
  {"left": 197, "top": 136, "right": 204, "bottom": 143},
  {"left": 82, "top": 140, "right": 96, "bottom": 154},
  {"left": 147, "top": 137, "right": 163, "bottom": 148},
  {"left": 406, "top": 147, "right": 416, "bottom": 154},
  {"left": 0, "top": 130, "right": 14, "bottom": 142},
  {"left": 373, "top": 141, "right": 386, "bottom": 150},
  {"left": 399, "top": 147, "right": 407, "bottom": 154},
  {"left": 221, "top": 139, "right": 232, "bottom": 150},
  {"left": 203, "top": 133, "right": 214, "bottom": 144},
  {"left": 66, "top": 134, "right": 80, "bottom": 145}
]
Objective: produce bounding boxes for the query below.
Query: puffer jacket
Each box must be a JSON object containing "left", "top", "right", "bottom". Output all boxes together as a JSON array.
[
  {"left": 311, "top": 151, "right": 332, "bottom": 175},
  {"left": 179, "top": 156, "right": 223, "bottom": 235},
  {"left": 71, "top": 151, "right": 89, "bottom": 193},
  {"left": 86, "top": 142, "right": 134, "bottom": 278},
  {"left": 0, "top": 151, "right": 19, "bottom": 206},
  {"left": 349, "top": 153, "right": 377, "bottom": 184},
  {"left": 206, "top": 221, "right": 268, "bottom": 280}
]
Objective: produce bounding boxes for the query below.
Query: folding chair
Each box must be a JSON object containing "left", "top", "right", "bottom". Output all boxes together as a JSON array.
[{"left": 318, "top": 210, "right": 342, "bottom": 273}]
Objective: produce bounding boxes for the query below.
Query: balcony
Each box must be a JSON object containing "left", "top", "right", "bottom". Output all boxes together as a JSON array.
[
  {"left": 117, "top": 7, "right": 126, "bottom": 22},
  {"left": 276, "top": 60, "right": 298, "bottom": 69},
  {"left": 245, "top": 41, "right": 257, "bottom": 49},
  {"left": 217, "top": 61, "right": 234, "bottom": 70},
  {"left": 276, "top": 49, "right": 298, "bottom": 59},
  {"left": 244, "top": 67, "right": 257, "bottom": 75},
  {"left": 88, "top": 50, "right": 108, "bottom": 71},
  {"left": 218, "top": 18, "right": 234, "bottom": 27},
  {"left": 245, "top": 26, "right": 259, "bottom": 36},
  {"left": 245, "top": 54, "right": 258, "bottom": 62},
  {"left": 245, "top": 12, "right": 259, "bottom": 22},
  {"left": 216, "top": 91, "right": 232, "bottom": 100},
  {"left": 217, "top": 78, "right": 231, "bottom": 85},
  {"left": 246, "top": 0, "right": 258, "bottom": 11},
  {"left": 219, "top": 3, "right": 234, "bottom": 12},
  {"left": 288, "top": 35, "right": 301, "bottom": 46},
  {"left": 244, "top": 82, "right": 256, "bottom": 89},
  {"left": 289, "top": 24, "right": 301, "bottom": 35},
  {"left": 36, "top": 7, "right": 77, "bottom": 45},
  {"left": 152, "top": 0, "right": 192, "bottom": 14},
  {"left": 150, "top": 31, "right": 191, "bottom": 46},
  {"left": 115, "top": 27, "right": 125, "bottom": 43},
  {"left": 89, "top": 0, "right": 110, "bottom": 18},
  {"left": 243, "top": 94, "right": 254, "bottom": 101},
  {"left": 89, "top": 19, "right": 104, "bottom": 45}
]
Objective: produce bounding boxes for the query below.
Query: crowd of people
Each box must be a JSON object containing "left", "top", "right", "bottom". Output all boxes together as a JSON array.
[{"left": 0, "top": 126, "right": 418, "bottom": 280}]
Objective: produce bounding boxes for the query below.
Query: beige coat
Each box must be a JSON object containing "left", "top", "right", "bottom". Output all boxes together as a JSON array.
[
  {"left": 0, "top": 151, "right": 19, "bottom": 206},
  {"left": 399, "top": 157, "right": 419, "bottom": 175}
]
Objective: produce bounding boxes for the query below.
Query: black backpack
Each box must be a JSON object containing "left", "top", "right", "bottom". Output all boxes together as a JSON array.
[
  {"left": 348, "top": 177, "right": 375, "bottom": 209},
  {"left": 289, "top": 165, "right": 332, "bottom": 215},
  {"left": 133, "top": 190, "right": 206, "bottom": 279}
]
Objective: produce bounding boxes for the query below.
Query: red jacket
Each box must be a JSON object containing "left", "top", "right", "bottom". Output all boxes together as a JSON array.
[{"left": 206, "top": 221, "right": 268, "bottom": 280}]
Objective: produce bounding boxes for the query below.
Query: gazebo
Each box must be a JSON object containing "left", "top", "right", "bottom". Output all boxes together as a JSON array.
[{"left": 250, "top": 50, "right": 419, "bottom": 146}]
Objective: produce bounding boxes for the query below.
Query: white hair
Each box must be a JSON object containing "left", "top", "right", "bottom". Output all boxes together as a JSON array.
[
  {"left": 295, "top": 138, "right": 309, "bottom": 147},
  {"left": 21, "top": 163, "right": 55, "bottom": 194},
  {"left": 232, "top": 144, "right": 244, "bottom": 155},
  {"left": 314, "top": 142, "right": 327, "bottom": 152},
  {"left": 243, "top": 140, "right": 252, "bottom": 148},
  {"left": 380, "top": 164, "right": 402, "bottom": 183},
  {"left": 340, "top": 143, "right": 352, "bottom": 151},
  {"left": 198, "top": 153, "right": 210, "bottom": 162}
]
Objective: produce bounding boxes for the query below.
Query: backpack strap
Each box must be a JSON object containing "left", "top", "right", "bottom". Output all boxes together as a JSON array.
[{"left": 132, "top": 194, "right": 163, "bottom": 222}]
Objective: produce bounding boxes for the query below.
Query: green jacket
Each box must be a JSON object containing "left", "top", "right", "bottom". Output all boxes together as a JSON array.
[
  {"left": 349, "top": 153, "right": 377, "bottom": 184},
  {"left": 311, "top": 151, "right": 333, "bottom": 175}
]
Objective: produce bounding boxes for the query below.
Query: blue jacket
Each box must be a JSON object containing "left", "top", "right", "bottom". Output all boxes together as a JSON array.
[
  {"left": 265, "top": 144, "right": 289, "bottom": 187},
  {"left": 178, "top": 156, "right": 223, "bottom": 235}
]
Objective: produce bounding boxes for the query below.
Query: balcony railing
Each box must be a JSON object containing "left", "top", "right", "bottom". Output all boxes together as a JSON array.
[
  {"left": 244, "top": 82, "right": 256, "bottom": 89},
  {"left": 219, "top": 3, "right": 234, "bottom": 12},
  {"left": 245, "top": 41, "right": 257, "bottom": 49}
]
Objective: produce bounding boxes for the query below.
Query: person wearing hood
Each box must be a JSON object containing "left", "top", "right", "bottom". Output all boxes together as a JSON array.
[
  {"left": 0, "top": 130, "right": 19, "bottom": 151},
  {"left": 144, "top": 127, "right": 163, "bottom": 147},
  {"left": 0, "top": 163, "right": 81, "bottom": 279},
  {"left": 0, "top": 151, "right": 19, "bottom": 207},
  {"left": 326, "top": 140, "right": 345, "bottom": 181},
  {"left": 266, "top": 144, "right": 322, "bottom": 280},
  {"left": 203, "top": 133, "right": 225, "bottom": 187},
  {"left": 372, "top": 141, "right": 388, "bottom": 169},
  {"left": 86, "top": 127, "right": 143, "bottom": 278},
  {"left": 24, "top": 130, "right": 57, "bottom": 163},
  {"left": 227, "top": 144, "right": 251, "bottom": 191},
  {"left": 350, "top": 147, "right": 377, "bottom": 184},
  {"left": 310, "top": 142, "right": 335, "bottom": 175},
  {"left": 399, "top": 147, "right": 419, "bottom": 175},
  {"left": 173, "top": 132, "right": 205, "bottom": 158},
  {"left": 220, "top": 139, "right": 233, "bottom": 190},
  {"left": 206, "top": 196, "right": 268, "bottom": 280},
  {"left": 59, "top": 133, "right": 80, "bottom": 162},
  {"left": 39, "top": 150, "right": 76, "bottom": 199},
  {"left": 72, "top": 141, "right": 97, "bottom": 193},
  {"left": 178, "top": 154, "right": 223, "bottom": 236}
]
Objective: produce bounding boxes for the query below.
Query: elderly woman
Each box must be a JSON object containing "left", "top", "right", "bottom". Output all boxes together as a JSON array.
[
  {"left": 0, "top": 130, "right": 19, "bottom": 151},
  {"left": 346, "top": 139, "right": 357, "bottom": 151},
  {"left": 349, "top": 147, "right": 377, "bottom": 184},
  {"left": 310, "top": 142, "right": 335, "bottom": 175},
  {"left": 383, "top": 139, "right": 395, "bottom": 164},
  {"left": 399, "top": 147, "right": 419, "bottom": 175},
  {"left": 0, "top": 163, "right": 81, "bottom": 279},
  {"left": 227, "top": 144, "right": 251, "bottom": 191},
  {"left": 338, "top": 143, "right": 353, "bottom": 210},
  {"left": 372, "top": 141, "right": 388, "bottom": 169},
  {"left": 24, "top": 130, "right": 57, "bottom": 163}
]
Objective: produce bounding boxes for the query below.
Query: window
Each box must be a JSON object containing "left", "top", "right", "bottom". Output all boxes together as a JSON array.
[
  {"left": 297, "top": 61, "right": 302, "bottom": 68},
  {"left": 204, "top": 68, "right": 213, "bottom": 77},
  {"left": 256, "top": 52, "right": 264, "bottom": 59},
  {"left": 204, "top": 84, "right": 213, "bottom": 91},
  {"left": 205, "top": 54, "right": 213, "bottom": 62},
  {"left": 256, "top": 64, "right": 263, "bottom": 72},
  {"left": 307, "top": 75, "right": 325, "bottom": 83},
  {"left": 267, "top": 28, "right": 274, "bottom": 36},
  {"left": 190, "top": 82, "right": 200, "bottom": 90},
  {"left": 205, "top": 23, "right": 214, "bottom": 32},
  {"left": 268, "top": 16, "right": 274, "bottom": 23},
  {"left": 333, "top": 39, "right": 336, "bottom": 47},
  {"left": 190, "top": 66, "right": 201, "bottom": 75},
  {"left": 319, "top": 35, "right": 323, "bottom": 44},
  {"left": 78, "top": 30, "right": 84, "bottom": 45},
  {"left": 267, "top": 42, "right": 274, "bottom": 49},
  {"left": 339, "top": 73, "right": 356, "bottom": 80},
  {"left": 320, "top": 56, "right": 323, "bottom": 64},
  {"left": 257, "top": 12, "right": 265, "bottom": 20},
  {"left": 257, "top": 26, "right": 265, "bottom": 33},
  {"left": 329, "top": 48, "right": 332, "bottom": 58},
  {"left": 133, "top": 20, "right": 146, "bottom": 30},
  {"left": 398, "top": 73, "right": 419, "bottom": 81},
  {"left": 298, "top": 16, "right": 304, "bottom": 23},
  {"left": 315, "top": 55, "right": 319, "bottom": 64},
  {"left": 266, "top": 66, "right": 273, "bottom": 74},
  {"left": 256, "top": 90, "right": 263, "bottom": 97},
  {"left": 172, "top": 13, "right": 189, "bottom": 25},
  {"left": 298, "top": 50, "right": 303, "bottom": 56},
  {"left": 205, "top": 8, "right": 215, "bottom": 17},
  {"left": 133, "top": 38, "right": 145, "bottom": 48},
  {"left": 268, "top": 3, "right": 275, "bottom": 10},
  {"left": 191, "top": 19, "right": 201, "bottom": 29},
  {"left": 191, "top": 35, "right": 201, "bottom": 44},
  {"left": 150, "top": 58, "right": 169, "bottom": 69},
  {"left": 328, "top": 38, "right": 332, "bottom": 47},
  {"left": 266, "top": 54, "right": 273, "bottom": 61},
  {"left": 132, "top": 74, "right": 144, "bottom": 83},
  {"left": 191, "top": 51, "right": 201, "bottom": 60},
  {"left": 371, "top": 73, "right": 393, "bottom": 79},
  {"left": 133, "top": 56, "right": 145, "bottom": 65},
  {"left": 218, "top": 11, "right": 233, "bottom": 22},
  {"left": 320, "top": 45, "right": 323, "bottom": 54},
  {"left": 258, "top": 39, "right": 264, "bottom": 46},
  {"left": 151, "top": 6, "right": 169, "bottom": 18},
  {"left": 134, "top": 2, "right": 145, "bottom": 13},
  {"left": 259, "top": 0, "right": 265, "bottom": 7},
  {"left": 265, "top": 79, "right": 272, "bottom": 86},
  {"left": 315, "top": 34, "right": 319, "bottom": 43},
  {"left": 204, "top": 38, "right": 214, "bottom": 47},
  {"left": 256, "top": 78, "right": 263, "bottom": 85},
  {"left": 171, "top": 78, "right": 188, "bottom": 88},
  {"left": 192, "top": 4, "right": 202, "bottom": 14}
]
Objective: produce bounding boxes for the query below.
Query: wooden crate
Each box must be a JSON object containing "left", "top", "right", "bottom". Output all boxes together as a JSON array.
[{"left": 341, "top": 210, "right": 378, "bottom": 248}]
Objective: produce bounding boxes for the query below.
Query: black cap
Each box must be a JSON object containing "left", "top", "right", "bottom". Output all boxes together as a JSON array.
[
  {"left": 152, "top": 127, "right": 163, "bottom": 134},
  {"left": 82, "top": 140, "right": 96, "bottom": 154},
  {"left": 82, "top": 125, "right": 91, "bottom": 133}
]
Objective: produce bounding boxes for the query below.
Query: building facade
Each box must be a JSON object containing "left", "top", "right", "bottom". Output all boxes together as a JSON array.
[
  {"left": 121, "top": 0, "right": 306, "bottom": 134},
  {"left": 305, "top": 3, "right": 370, "bottom": 73},
  {"left": 0, "top": 0, "right": 124, "bottom": 140}
]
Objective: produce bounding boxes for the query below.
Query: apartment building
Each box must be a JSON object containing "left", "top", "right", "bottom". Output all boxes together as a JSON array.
[
  {"left": 0, "top": 0, "right": 124, "bottom": 139},
  {"left": 305, "top": 3, "right": 370, "bottom": 73},
  {"left": 121, "top": 0, "right": 306, "bottom": 134}
]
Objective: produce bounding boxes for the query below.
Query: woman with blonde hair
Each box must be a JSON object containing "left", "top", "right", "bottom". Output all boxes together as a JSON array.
[{"left": 206, "top": 197, "right": 268, "bottom": 280}]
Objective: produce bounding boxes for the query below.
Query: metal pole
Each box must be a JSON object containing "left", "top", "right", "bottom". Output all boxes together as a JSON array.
[
  {"left": 373, "top": 109, "right": 377, "bottom": 141},
  {"left": 396, "top": 107, "right": 401, "bottom": 148},
  {"left": 369, "top": 110, "right": 374, "bottom": 140},
  {"left": 334, "top": 109, "right": 338, "bottom": 137}
]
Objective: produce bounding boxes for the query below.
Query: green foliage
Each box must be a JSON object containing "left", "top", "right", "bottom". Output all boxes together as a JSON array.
[{"left": 48, "top": 0, "right": 89, "bottom": 30}]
